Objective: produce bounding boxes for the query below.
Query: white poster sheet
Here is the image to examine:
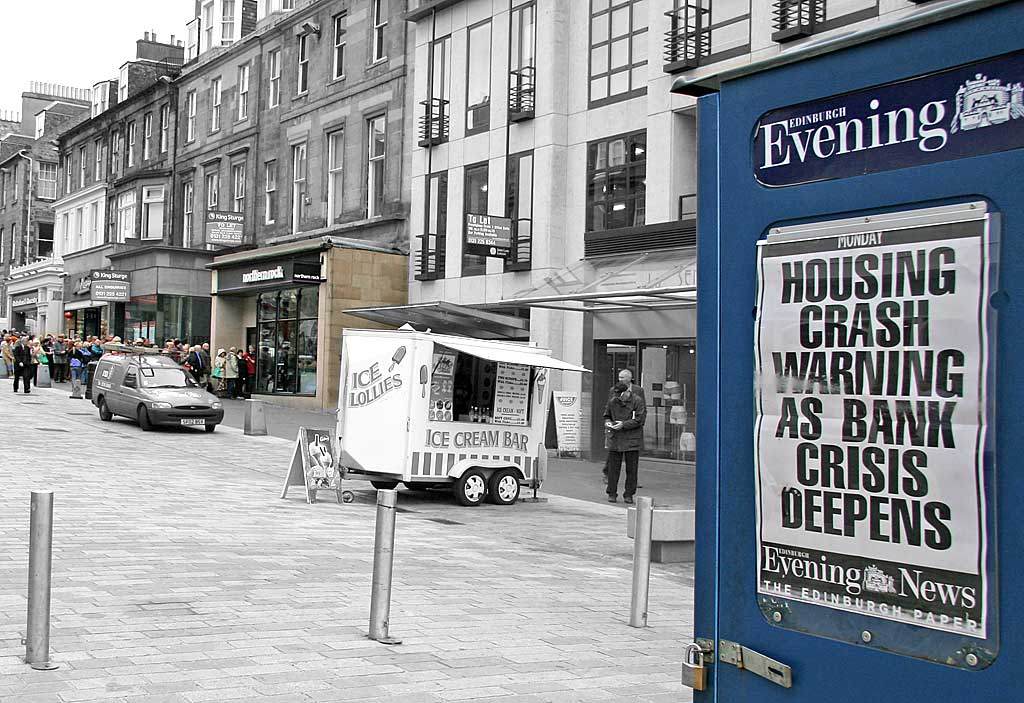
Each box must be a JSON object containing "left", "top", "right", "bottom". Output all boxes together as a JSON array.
[
  {"left": 552, "top": 391, "right": 582, "bottom": 453},
  {"left": 754, "top": 210, "right": 993, "bottom": 639},
  {"left": 493, "top": 362, "right": 530, "bottom": 426}
]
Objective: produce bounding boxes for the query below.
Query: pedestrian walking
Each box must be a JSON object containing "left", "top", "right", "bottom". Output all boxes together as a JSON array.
[
  {"left": 51, "top": 336, "right": 67, "bottom": 383},
  {"left": 1, "top": 335, "right": 14, "bottom": 377},
  {"left": 201, "top": 343, "right": 212, "bottom": 392},
  {"left": 225, "top": 346, "right": 239, "bottom": 398},
  {"left": 12, "top": 336, "right": 33, "bottom": 393},
  {"left": 212, "top": 348, "right": 227, "bottom": 396},
  {"left": 185, "top": 345, "right": 205, "bottom": 385},
  {"left": 69, "top": 342, "right": 88, "bottom": 396},
  {"left": 30, "top": 339, "right": 42, "bottom": 385},
  {"left": 604, "top": 382, "right": 646, "bottom": 504}
]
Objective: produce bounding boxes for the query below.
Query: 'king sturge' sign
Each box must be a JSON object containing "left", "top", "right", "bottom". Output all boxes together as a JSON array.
[
  {"left": 753, "top": 51, "right": 1024, "bottom": 186},
  {"left": 754, "top": 203, "right": 995, "bottom": 640}
]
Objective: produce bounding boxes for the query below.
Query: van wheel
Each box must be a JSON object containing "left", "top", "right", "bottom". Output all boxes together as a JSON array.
[
  {"left": 205, "top": 424, "right": 216, "bottom": 433},
  {"left": 454, "top": 469, "right": 487, "bottom": 506},
  {"left": 98, "top": 397, "right": 112, "bottom": 422},
  {"left": 137, "top": 405, "right": 153, "bottom": 431},
  {"left": 487, "top": 469, "right": 521, "bottom": 505},
  {"left": 370, "top": 480, "right": 399, "bottom": 490}
]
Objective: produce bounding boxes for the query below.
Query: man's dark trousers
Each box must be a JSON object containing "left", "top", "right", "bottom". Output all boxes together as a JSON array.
[
  {"left": 606, "top": 450, "right": 639, "bottom": 499},
  {"left": 12, "top": 366, "right": 31, "bottom": 393}
]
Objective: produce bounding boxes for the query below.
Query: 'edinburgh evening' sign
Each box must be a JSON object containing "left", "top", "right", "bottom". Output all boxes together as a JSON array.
[{"left": 754, "top": 51, "right": 1024, "bottom": 187}]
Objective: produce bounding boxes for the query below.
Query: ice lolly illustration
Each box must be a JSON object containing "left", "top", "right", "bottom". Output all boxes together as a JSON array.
[
  {"left": 389, "top": 345, "right": 407, "bottom": 371},
  {"left": 420, "top": 364, "right": 429, "bottom": 397}
]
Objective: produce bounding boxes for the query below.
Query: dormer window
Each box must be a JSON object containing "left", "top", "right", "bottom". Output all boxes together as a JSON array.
[
  {"left": 119, "top": 65, "right": 129, "bottom": 102},
  {"left": 35, "top": 113, "right": 45, "bottom": 139}
]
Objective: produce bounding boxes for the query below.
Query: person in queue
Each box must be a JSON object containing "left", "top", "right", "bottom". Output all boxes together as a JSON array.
[{"left": 12, "top": 336, "right": 32, "bottom": 393}]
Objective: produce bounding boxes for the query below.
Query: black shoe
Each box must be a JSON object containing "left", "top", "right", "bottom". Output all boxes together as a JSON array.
[
  {"left": 624, "top": 496, "right": 634, "bottom": 504},
  {"left": 607, "top": 495, "right": 617, "bottom": 503}
]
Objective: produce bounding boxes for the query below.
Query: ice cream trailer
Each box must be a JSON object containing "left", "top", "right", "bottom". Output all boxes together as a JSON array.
[{"left": 336, "top": 328, "right": 588, "bottom": 506}]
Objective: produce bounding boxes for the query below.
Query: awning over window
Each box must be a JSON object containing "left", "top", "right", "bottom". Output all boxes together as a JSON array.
[
  {"left": 433, "top": 335, "right": 589, "bottom": 373},
  {"left": 344, "top": 302, "right": 529, "bottom": 340},
  {"left": 496, "top": 248, "right": 696, "bottom": 312}
]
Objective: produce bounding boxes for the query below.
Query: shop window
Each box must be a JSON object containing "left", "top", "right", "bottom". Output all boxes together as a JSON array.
[
  {"left": 256, "top": 286, "right": 319, "bottom": 395},
  {"left": 586, "top": 130, "right": 646, "bottom": 232},
  {"left": 505, "top": 151, "right": 533, "bottom": 271},
  {"left": 589, "top": 0, "right": 648, "bottom": 106},
  {"left": 142, "top": 186, "right": 165, "bottom": 240},
  {"left": 427, "top": 346, "right": 535, "bottom": 425},
  {"left": 462, "top": 162, "right": 488, "bottom": 277},
  {"left": 465, "top": 21, "right": 491, "bottom": 135},
  {"left": 417, "top": 171, "right": 447, "bottom": 280}
]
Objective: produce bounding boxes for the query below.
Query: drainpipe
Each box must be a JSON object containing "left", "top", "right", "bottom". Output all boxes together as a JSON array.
[{"left": 16, "top": 149, "right": 34, "bottom": 265}]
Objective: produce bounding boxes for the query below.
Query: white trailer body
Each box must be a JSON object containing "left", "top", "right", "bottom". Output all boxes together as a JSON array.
[{"left": 336, "top": 329, "right": 587, "bottom": 505}]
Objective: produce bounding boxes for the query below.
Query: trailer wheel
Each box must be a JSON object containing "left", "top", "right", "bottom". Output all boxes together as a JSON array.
[
  {"left": 370, "top": 480, "right": 400, "bottom": 490},
  {"left": 487, "top": 469, "right": 521, "bottom": 505},
  {"left": 454, "top": 469, "right": 487, "bottom": 506}
]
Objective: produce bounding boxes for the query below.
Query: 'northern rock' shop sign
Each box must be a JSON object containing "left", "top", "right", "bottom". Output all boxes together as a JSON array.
[
  {"left": 754, "top": 51, "right": 1024, "bottom": 186},
  {"left": 754, "top": 204, "right": 994, "bottom": 638}
]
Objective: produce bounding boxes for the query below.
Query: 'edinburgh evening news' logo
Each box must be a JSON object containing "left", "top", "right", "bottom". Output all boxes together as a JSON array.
[{"left": 753, "top": 53, "right": 1024, "bottom": 186}]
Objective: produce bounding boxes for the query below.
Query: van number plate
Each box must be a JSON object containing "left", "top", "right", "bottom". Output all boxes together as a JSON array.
[{"left": 180, "top": 418, "right": 206, "bottom": 426}]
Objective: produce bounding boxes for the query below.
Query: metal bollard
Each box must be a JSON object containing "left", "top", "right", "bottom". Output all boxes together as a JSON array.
[
  {"left": 629, "top": 496, "right": 654, "bottom": 628},
  {"left": 243, "top": 399, "right": 268, "bottom": 436},
  {"left": 368, "top": 489, "right": 401, "bottom": 645},
  {"left": 26, "top": 491, "right": 59, "bottom": 670}
]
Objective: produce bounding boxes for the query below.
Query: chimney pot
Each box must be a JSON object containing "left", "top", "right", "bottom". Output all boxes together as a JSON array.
[{"left": 144, "top": 31, "right": 150, "bottom": 41}]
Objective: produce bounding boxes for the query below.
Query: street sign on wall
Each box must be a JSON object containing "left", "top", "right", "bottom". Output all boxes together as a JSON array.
[
  {"left": 753, "top": 203, "right": 996, "bottom": 654},
  {"left": 205, "top": 211, "right": 246, "bottom": 245},
  {"left": 90, "top": 270, "right": 131, "bottom": 302},
  {"left": 465, "top": 213, "right": 512, "bottom": 257}
]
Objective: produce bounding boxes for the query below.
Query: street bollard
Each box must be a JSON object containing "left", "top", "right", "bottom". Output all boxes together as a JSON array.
[
  {"left": 243, "top": 399, "right": 268, "bottom": 436},
  {"left": 368, "top": 489, "right": 401, "bottom": 645},
  {"left": 26, "top": 491, "right": 59, "bottom": 670},
  {"left": 629, "top": 496, "right": 654, "bottom": 628},
  {"left": 35, "top": 364, "right": 52, "bottom": 388}
]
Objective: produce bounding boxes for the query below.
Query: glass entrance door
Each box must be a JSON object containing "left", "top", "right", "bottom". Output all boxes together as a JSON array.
[{"left": 639, "top": 340, "right": 696, "bottom": 461}]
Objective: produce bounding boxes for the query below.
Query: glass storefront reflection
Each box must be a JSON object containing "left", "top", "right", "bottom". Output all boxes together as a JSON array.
[{"left": 256, "top": 287, "right": 319, "bottom": 395}]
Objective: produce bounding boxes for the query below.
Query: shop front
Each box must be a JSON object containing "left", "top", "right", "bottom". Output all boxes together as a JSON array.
[
  {"left": 5, "top": 258, "right": 64, "bottom": 336},
  {"left": 62, "top": 246, "right": 117, "bottom": 340},
  {"left": 209, "top": 236, "right": 408, "bottom": 411},
  {"left": 107, "top": 245, "right": 214, "bottom": 345}
]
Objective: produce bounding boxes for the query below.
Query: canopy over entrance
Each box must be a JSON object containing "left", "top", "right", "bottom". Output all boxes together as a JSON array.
[{"left": 344, "top": 248, "right": 696, "bottom": 337}]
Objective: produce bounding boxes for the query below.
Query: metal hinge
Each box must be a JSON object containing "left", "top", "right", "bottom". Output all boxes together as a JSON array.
[{"left": 718, "top": 640, "right": 792, "bottom": 689}]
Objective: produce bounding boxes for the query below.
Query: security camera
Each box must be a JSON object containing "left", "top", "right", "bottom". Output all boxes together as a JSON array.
[{"left": 301, "top": 21, "right": 321, "bottom": 37}]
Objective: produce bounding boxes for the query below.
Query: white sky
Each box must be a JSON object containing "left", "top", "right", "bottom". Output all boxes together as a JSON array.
[{"left": 0, "top": 1, "right": 197, "bottom": 117}]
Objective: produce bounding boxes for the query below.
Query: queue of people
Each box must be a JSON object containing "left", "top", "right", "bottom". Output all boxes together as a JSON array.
[{"left": 1, "top": 330, "right": 255, "bottom": 400}]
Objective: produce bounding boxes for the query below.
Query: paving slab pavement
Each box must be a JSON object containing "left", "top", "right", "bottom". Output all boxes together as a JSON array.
[{"left": 0, "top": 382, "right": 694, "bottom": 702}]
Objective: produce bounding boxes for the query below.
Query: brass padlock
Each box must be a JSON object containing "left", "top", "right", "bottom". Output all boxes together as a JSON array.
[{"left": 682, "top": 643, "right": 708, "bottom": 691}]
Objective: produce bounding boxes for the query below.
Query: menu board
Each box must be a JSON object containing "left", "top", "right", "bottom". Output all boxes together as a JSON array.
[
  {"left": 493, "top": 362, "right": 530, "bottom": 426},
  {"left": 428, "top": 351, "right": 456, "bottom": 421}
]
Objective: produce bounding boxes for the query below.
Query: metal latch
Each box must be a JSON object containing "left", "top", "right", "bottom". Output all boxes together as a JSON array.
[{"left": 719, "top": 640, "right": 792, "bottom": 688}]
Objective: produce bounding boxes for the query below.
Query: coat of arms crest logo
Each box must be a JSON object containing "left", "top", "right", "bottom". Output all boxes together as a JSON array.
[{"left": 951, "top": 73, "right": 1024, "bottom": 132}]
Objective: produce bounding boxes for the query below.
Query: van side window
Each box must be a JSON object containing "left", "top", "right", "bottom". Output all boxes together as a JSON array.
[{"left": 124, "top": 368, "right": 138, "bottom": 387}]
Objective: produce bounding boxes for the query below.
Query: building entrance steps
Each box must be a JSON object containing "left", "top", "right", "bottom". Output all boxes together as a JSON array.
[{"left": 0, "top": 383, "right": 694, "bottom": 702}]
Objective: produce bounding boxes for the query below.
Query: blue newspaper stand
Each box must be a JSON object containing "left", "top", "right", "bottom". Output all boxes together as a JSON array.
[{"left": 676, "top": 2, "right": 1022, "bottom": 700}]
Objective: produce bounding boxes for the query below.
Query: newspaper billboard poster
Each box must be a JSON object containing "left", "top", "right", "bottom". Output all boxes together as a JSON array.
[
  {"left": 552, "top": 391, "right": 582, "bottom": 454},
  {"left": 205, "top": 211, "right": 246, "bottom": 245},
  {"left": 754, "top": 204, "right": 994, "bottom": 639},
  {"left": 90, "top": 270, "right": 131, "bottom": 302},
  {"left": 464, "top": 213, "right": 512, "bottom": 257}
]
